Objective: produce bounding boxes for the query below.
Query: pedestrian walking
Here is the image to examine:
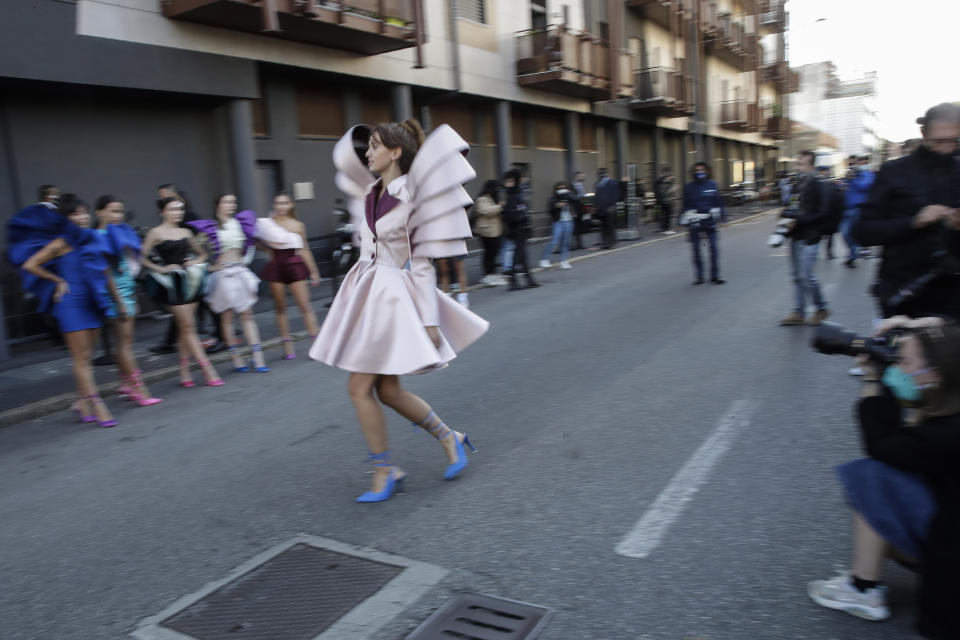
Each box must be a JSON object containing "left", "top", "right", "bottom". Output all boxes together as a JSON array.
[
  {"left": 94, "top": 195, "right": 162, "bottom": 407},
  {"left": 779, "top": 150, "right": 832, "bottom": 326},
  {"left": 437, "top": 256, "right": 470, "bottom": 307},
  {"left": 141, "top": 196, "right": 224, "bottom": 387},
  {"left": 501, "top": 169, "right": 540, "bottom": 290},
  {"left": 473, "top": 179, "right": 505, "bottom": 286},
  {"left": 594, "top": 168, "right": 619, "bottom": 249},
  {"left": 841, "top": 156, "right": 875, "bottom": 268},
  {"left": 655, "top": 166, "right": 677, "bottom": 235},
  {"left": 256, "top": 192, "right": 321, "bottom": 360},
  {"left": 539, "top": 181, "right": 575, "bottom": 269},
  {"left": 12, "top": 195, "right": 120, "bottom": 426},
  {"left": 817, "top": 165, "right": 843, "bottom": 260},
  {"left": 309, "top": 120, "right": 489, "bottom": 503},
  {"left": 680, "top": 162, "right": 726, "bottom": 285},
  {"left": 189, "top": 194, "right": 271, "bottom": 373}
]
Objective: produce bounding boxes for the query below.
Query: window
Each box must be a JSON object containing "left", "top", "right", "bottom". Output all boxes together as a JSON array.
[
  {"left": 534, "top": 112, "right": 564, "bottom": 149},
  {"left": 250, "top": 98, "right": 269, "bottom": 137},
  {"left": 578, "top": 119, "right": 597, "bottom": 151},
  {"left": 454, "top": 0, "right": 485, "bottom": 24},
  {"left": 511, "top": 110, "right": 527, "bottom": 148},
  {"left": 361, "top": 97, "right": 392, "bottom": 127},
  {"left": 296, "top": 87, "right": 343, "bottom": 138},
  {"left": 430, "top": 102, "right": 476, "bottom": 143}
]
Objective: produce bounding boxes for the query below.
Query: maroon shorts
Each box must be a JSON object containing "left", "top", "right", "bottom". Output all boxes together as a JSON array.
[{"left": 261, "top": 249, "right": 310, "bottom": 284}]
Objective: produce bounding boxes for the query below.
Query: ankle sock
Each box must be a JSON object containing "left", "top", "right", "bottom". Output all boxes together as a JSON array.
[{"left": 851, "top": 575, "right": 880, "bottom": 592}]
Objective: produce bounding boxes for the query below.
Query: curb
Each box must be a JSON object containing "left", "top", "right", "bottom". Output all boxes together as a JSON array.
[
  {"left": 0, "top": 206, "right": 778, "bottom": 428},
  {"left": 0, "top": 332, "right": 312, "bottom": 429}
]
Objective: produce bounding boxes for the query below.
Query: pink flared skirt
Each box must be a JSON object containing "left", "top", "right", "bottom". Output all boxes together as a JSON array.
[{"left": 309, "top": 261, "right": 488, "bottom": 375}]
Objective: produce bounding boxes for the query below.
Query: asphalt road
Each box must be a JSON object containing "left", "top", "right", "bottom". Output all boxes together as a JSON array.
[{"left": 0, "top": 214, "right": 925, "bottom": 640}]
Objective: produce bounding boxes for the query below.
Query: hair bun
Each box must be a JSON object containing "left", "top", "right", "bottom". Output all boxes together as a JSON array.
[{"left": 400, "top": 118, "right": 425, "bottom": 146}]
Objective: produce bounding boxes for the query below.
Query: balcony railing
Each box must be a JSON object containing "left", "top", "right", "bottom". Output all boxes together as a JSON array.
[
  {"left": 762, "top": 61, "right": 800, "bottom": 93},
  {"left": 759, "top": 0, "right": 787, "bottom": 34},
  {"left": 720, "top": 100, "right": 762, "bottom": 131},
  {"left": 631, "top": 67, "right": 694, "bottom": 118},
  {"left": 625, "top": 0, "right": 674, "bottom": 30},
  {"left": 705, "top": 15, "right": 753, "bottom": 70},
  {"left": 764, "top": 115, "right": 791, "bottom": 139},
  {"left": 161, "top": 0, "right": 422, "bottom": 55},
  {"left": 515, "top": 25, "right": 633, "bottom": 100}
]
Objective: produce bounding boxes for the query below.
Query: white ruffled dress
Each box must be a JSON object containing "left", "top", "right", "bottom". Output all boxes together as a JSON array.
[{"left": 309, "top": 125, "right": 490, "bottom": 375}]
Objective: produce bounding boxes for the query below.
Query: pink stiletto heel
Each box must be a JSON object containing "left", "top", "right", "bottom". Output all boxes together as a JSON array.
[{"left": 126, "top": 370, "right": 163, "bottom": 407}]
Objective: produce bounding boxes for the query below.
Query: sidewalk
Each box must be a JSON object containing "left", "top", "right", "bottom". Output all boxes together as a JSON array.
[{"left": 0, "top": 202, "right": 778, "bottom": 426}]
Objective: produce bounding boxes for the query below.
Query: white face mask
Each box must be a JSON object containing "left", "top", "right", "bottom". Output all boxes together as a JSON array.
[{"left": 556, "top": 189, "right": 569, "bottom": 195}]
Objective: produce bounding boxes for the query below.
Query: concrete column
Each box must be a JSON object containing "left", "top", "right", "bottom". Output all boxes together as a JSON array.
[
  {"left": 227, "top": 100, "right": 260, "bottom": 215},
  {"left": 392, "top": 84, "right": 413, "bottom": 122},
  {"left": 615, "top": 120, "right": 628, "bottom": 180},
  {"left": 564, "top": 112, "right": 579, "bottom": 181},
  {"left": 705, "top": 135, "right": 716, "bottom": 175},
  {"left": 495, "top": 101, "right": 511, "bottom": 178},
  {"left": 653, "top": 125, "right": 665, "bottom": 174}
]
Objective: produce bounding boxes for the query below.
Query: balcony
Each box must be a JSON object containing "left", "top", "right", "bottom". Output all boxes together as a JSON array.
[
  {"left": 720, "top": 100, "right": 761, "bottom": 132},
  {"left": 764, "top": 115, "right": 791, "bottom": 140},
  {"left": 705, "top": 16, "right": 751, "bottom": 70},
  {"left": 515, "top": 25, "right": 634, "bottom": 101},
  {"left": 762, "top": 61, "right": 800, "bottom": 93},
  {"left": 625, "top": 0, "right": 674, "bottom": 30},
  {"left": 161, "top": 0, "right": 422, "bottom": 55},
  {"left": 759, "top": 0, "right": 787, "bottom": 34},
  {"left": 631, "top": 67, "right": 694, "bottom": 118}
]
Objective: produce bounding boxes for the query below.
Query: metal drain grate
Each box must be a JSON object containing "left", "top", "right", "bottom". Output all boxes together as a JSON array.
[
  {"left": 406, "top": 593, "right": 551, "bottom": 640},
  {"left": 159, "top": 543, "right": 402, "bottom": 640}
]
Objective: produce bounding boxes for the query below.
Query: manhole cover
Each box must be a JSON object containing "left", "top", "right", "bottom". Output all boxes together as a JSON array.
[
  {"left": 406, "top": 593, "right": 551, "bottom": 640},
  {"left": 160, "top": 543, "right": 402, "bottom": 640}
]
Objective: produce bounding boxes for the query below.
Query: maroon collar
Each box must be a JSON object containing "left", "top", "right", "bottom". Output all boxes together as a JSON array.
[{"left": 365, "top": 182, "right": 401, "bottom": 236}]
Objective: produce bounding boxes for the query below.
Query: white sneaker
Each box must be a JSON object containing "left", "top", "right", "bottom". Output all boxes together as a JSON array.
[
  {"left": 661, "top": 230, "right": 678, "bottom": 235},
  {"left": 849, "top": 367, "right": 865, "bottom": 376},
  {"left": 559, "top": 261, "right": 572, "bottom": 269},
  {"left": 539, "top": 259, "right": 551, "bottom": 268},
  {"left": 807, "top": 572, "right": 890, "bottom": 621},
  {"left": 456, "top": 292, "right": 469, "bottom": 308},
  {"left": 480, "top": 275, "right": 496, "bottom": 286}
]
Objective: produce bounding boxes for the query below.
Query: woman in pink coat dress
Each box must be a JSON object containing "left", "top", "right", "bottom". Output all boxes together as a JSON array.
[{"left": 310, "top": 119, "right": 489, "bottom": 503}]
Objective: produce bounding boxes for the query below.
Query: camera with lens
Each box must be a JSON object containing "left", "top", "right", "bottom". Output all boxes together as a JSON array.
[
  {"left": 768, "top": 215, "right": 795, "bottom": 248},
  {"left": 882, "top": 220, "right": 960, "bottom": 314},
  {"left": 811, "top": 321, "right": 906, "bottom": 364}
]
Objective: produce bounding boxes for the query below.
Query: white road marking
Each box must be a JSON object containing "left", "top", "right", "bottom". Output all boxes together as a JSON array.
[{"left": 615, "top": 399, "right": 759, "bottom": 559}]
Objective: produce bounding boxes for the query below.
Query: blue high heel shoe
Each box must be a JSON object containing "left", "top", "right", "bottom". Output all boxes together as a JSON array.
[
  {"left": 356, "top": 451, "right": 405, "bottom": 503},
  {"left": 230, "top": 346, "right": 250, "bottom": 372},
  {"left": 414, "top": 411, "right": 478, "bottom": 480},
  {"left": 250, "top": 344, "right": 271, "bottom": 373}
]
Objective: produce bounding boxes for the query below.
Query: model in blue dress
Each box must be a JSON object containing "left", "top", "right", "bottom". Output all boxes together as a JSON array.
[
  {"left": 94, "top": 195, "right": 162, "bottom": 407},
  {"left": 14, "top": 195, "right": 122, "bottom": 427}
]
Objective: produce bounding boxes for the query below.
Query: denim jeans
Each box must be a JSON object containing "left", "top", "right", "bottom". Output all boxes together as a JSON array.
[
  {"left": 501, "top": 239, "right": 515, "bottom": 270},
  {"left": 790, "top": 238, "right": 826, "bottom": 313},
  {"left": 840, "top": 209, "right": 860, "bottom": 261},
  {"left": 689, "top": 224, "right": 719, "bottom": 280},
  {"left": 541, "top": 219, "right": 573, "bottom": 262}
]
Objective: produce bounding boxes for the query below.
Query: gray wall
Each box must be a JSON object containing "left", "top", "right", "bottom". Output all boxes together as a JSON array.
[
  {"left": 1, "top": 93, "right": 233, "bottom": 231},
  {"left": 0, "top": 0, "right": 256, "bottom": 99}
]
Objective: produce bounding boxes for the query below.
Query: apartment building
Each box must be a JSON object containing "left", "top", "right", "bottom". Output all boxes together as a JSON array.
[
  {"left": 0, "top": 0, "right": 797, "bottom": 344},
  {"left": 791, "top": 62, "right": 879, "bottom": 159}
]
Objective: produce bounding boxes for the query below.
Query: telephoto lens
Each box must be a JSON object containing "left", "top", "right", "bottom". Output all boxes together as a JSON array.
[{"left": 811, "top": 322, "right": 902, "bottom": 364}]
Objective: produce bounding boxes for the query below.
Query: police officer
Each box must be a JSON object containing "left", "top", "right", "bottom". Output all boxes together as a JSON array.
[{"left": 681, "top": 162, "right": 726, "bottom": 285}]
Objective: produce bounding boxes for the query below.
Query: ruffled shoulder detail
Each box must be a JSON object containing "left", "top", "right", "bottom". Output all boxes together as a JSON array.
[
  {"left": 186, "top": 218, "right": 219, "bottom": 247},
  {"left": 104, "top": 223, "right": 142, "bottom": 257},
  {"left": 406, "top": 124, "right": 476, "bottom": 259},
  {"left": 333, "top": 125, "right": 375, "bottom": 247},
  {"left": 255, "top": 217, "right": 304, "bottom": 249},
  {"left": 236, "top": 210, "right": 257, "bottom": 250}
]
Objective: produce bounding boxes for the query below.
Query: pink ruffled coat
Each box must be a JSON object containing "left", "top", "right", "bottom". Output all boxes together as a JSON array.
[{"left": 309, "top": 124, "right": 490, "bottom": 375}]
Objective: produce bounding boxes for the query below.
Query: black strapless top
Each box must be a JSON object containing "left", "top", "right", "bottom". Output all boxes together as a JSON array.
[{"left": 155, "top": 238, "right": 190, "bottom": 266}]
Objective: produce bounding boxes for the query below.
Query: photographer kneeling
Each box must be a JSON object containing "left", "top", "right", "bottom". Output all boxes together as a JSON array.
[{"left": 809, "top": 319, "right": 960, "bottom": 639}]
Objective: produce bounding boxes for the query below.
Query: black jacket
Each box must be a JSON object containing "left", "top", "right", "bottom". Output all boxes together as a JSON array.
[
  {"left": 852, "top": 147, "right": 960, "bottom": 318},
  {"left": 790, "top": 173, "right": 832, "bottom": 243},
  {"left": 546, "top": 192, "right": 578, "bottom": 222},
  {"left": 858, "top": 392, "right": 960, "bottom": 640},
  {"left": 503, "top": 187, "right": 529, "bottom": 240}
]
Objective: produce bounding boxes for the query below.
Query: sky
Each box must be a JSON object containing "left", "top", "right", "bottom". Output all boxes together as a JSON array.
[{"left": 785, "top": 0, "right": 960, "bottom": 141}]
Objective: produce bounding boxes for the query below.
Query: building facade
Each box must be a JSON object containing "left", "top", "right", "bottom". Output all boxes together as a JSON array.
[
  {"left": 790, "top": 62, "right": 879, "bottom": 159},
  {"left": 1, "top": 0, "right": 797, "bottom": 347}
]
